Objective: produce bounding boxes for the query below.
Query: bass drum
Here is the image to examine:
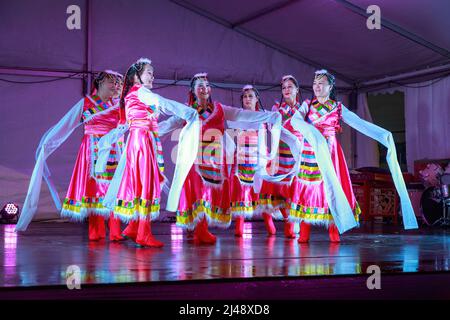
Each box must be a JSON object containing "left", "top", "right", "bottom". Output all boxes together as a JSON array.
[{"left": 420, "top": 187, "right": 443, "bottom": 225}]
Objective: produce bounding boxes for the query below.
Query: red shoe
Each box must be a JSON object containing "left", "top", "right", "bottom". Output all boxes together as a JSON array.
[
  {"left": 97, "top": 216, "right": 106, "bottom": 239},
  {"left": 88, "top": 215, "right": 105, "bottom": 241},
  {"left": 136, "top": 235, "right": 164, "bottom": 248},
  {"left": 194, "top": 218, "right": 216, "bottom": 244},
  {"left": 109, "top": 213, "right": 124, "bottom": 241},
  {"left": 202, "top": 218, "right": 217, "bottom": 243},
  {"left": 234, "top": 216, "right": 244, "bottom": 237},
  {"left": 263, "top": 213, "right": 276, "bottom": 235},
  {"left": 88, "top": 216, "right": 99, "bottom": 241},
  {"left": 284, "top": 221, "right": 295, "bottom": 239},
  {"left": 122, "top": 219, "right": 139, "bottom": 241},
  {"left": 135, "top": 219, "right": 164, "bottom": 248},
  {"left": 298, "top": 221, "right": 311, "bottom": 243},
  {"left": 328, "top": 224, "right": 340, "bottom": 243}
]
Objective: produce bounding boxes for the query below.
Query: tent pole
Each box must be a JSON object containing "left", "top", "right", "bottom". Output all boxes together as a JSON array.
[
  {"left": 357, "top": 63, "right": 450, "bottom": 91},
  {"left": 83, "top": 0, "right": 92, "bottom": 96},
  {"left": 349, "top": 88, "right": 358, "bottom": 168}
]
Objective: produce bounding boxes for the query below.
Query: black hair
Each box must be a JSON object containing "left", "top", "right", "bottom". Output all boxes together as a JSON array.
[{"left": 120, "top": 59, "right": 153, "bottom": 110}]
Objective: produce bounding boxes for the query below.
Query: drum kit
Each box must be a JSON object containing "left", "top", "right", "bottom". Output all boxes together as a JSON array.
[{"left": 420, "top": 173, "right": 450, "bottom": 227}]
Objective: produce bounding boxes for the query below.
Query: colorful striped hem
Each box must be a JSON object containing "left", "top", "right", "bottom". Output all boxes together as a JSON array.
[
  {"left": 176, "top": 199, "right": 232, "bottom": 230},
  {"left": 61, "top": 205, "right": 111, "bottom": 221},
  {"left": 288, "top": 203, "right": 361, "bottom": 227},
  {"left": 230, "top": 205, "right": 284, "bottom": 220},
  {"left": 112, "top": 198, "right": 160, "bottom": 222}
]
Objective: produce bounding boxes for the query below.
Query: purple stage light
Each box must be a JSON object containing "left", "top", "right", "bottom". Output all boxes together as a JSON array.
[{"left": 0, "top": 203, "right": 20, "bottom": 224}]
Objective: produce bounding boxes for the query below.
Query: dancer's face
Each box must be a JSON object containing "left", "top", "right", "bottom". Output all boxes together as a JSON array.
[
  {"left": 113, "top": 77, "right": 123, "bottom": 98},
  {"left": 313, "top": 75, "right": 331, "bottom": 99},
  {"left": 137, "top": 65, "right": 154, "bottom": 89},
  {"left": 194, "top": 79, "right": 211, "bottom": 103},
  {"left": 242, "top": 89, "right": 258, "bottom": 111},
  {"left": 282, "top": 79, "right": 298, "bottom": 102},
  {"left": 98, "top": 76, "right": 116, "bottom": 99}
]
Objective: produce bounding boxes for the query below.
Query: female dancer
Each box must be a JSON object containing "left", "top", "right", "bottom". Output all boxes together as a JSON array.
[
  {"left": 289, "top": 70, "right": 417, "bottom": 243},
  {"left": 99, "top": 58, "right": 200, "bottom": 247},
  {"left": 259, "top": 75, "right": 304, "bottom": 239},
  {"left": 230, "top": 85, "right": 282, "bottom": 237},
  {"left": 17, "top": 70, "right": 125, "bottom": 241},
  {"left": 175, "top": 73, "right": 283, "bottom": 244}
]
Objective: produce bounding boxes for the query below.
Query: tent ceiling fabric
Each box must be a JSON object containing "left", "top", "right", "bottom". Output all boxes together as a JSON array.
[
  {"left": 1, "top": 0, "right": 449, "bottom": 87},
  {"left": 178, "top": 0, "right": 450, "bottom": 83},
  {"left": 88, "top": 0, "right": 326, "bottom": 86},
  {"left": 353, "top": 0, "right": 450, "bottom": 53},
  {"left": 0, "top": 0, "right": 85, "bottom": 70}
]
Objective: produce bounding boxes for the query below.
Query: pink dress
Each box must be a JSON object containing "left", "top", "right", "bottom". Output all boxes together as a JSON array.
[
  {"left": 177, "top": 102, "right": 232, "bottom": 230},
  {"left": 62, "top": 95, "right": 122, "bottom": 219},
  {"left": 288, "top": 98, "right": 360, "bottom": 227},
  {"left": 112, "top": 84, "right": 166, "bottom": 222}
]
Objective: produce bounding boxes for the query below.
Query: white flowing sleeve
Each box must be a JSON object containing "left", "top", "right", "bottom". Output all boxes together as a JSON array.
[
  {"left": 222, "top": 105, "right": 281, "bottom": 160},
  {"left": 298, "top": 100, "right": 309, "bottom": 118},
  {"left": 102, "top": 137, "right": 128, "bottom": 211},
  {"left": 15, "top": 99, "right": 84, "bottom": 231},
  {"left": 341, "top": 105, "right": 418, "bottom": 229},
  {"left": 137, "top": 87, "right": 197, "bottom": 121},
  {"left": 95, "top": 123, "right": 129, "bottom": 174},
  {"left": 223, "top": 105, "right": 288, "bottom": 194},
  {"left": 158, "top": 116, "right": 186, "bottom": 137},
  {"left": 145, "top": 91, "right": 200, "bottom": 211},
  {"left": 290, "top": 110, "right": 358, "bottom": 233}
]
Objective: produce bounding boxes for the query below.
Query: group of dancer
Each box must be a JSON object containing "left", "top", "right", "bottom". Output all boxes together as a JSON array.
[{"left": 16, "top": 57, "right": 418, "bottom": 247}]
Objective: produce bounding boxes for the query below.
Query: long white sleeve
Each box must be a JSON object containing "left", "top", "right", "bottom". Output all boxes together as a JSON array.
[
  {"left": 290, "top": 110, "right": 358, "bottom": 233},
  {"left": 222, "top": 105, "right": 284, "bottom": 189},
  {"left": 16, "top": 99, "right": 84, "bottom": 231},
  {"left": 95, "top": 123, "right": 129, "bottom": 174},
  {"left": 222, "top": 105, "right": 279, "bottom": 124},
  {"left": 158, "top": 116, "right": 186, "bottom": 137},
  {"left": 137, "top": 88, "right": 200, "bottom": 212},
  {"left": 341, "top": 105, "right": 418, "bottom": 229},
  {"left": 158, "top": 95, "right": 198, "bottom": 122},
  {"left": 222, "top": 104, "right": 281, "bottom": 159},
  {"left": 298, "top": 101, "right": 309, "bottom": 118}
]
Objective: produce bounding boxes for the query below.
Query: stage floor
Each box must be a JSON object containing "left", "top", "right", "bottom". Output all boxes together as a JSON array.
[{"left": 1, "top": 220, "right": 449, "bottom": 289}]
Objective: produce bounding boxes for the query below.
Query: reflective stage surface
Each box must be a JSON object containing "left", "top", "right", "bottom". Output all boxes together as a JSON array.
[{"left": 1, "top": 220, "right": 449, "bottom": 288}]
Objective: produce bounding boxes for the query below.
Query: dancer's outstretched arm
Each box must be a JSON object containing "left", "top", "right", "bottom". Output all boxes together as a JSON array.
[
  {"left": 158, "top": 116, "right": 186, "bottom": 137},
  {"left": 137, "top": 89, "right": 201, "bottom": 212},
  {"left": 222, "top": 105, "right": 282, "bottom": 160}
]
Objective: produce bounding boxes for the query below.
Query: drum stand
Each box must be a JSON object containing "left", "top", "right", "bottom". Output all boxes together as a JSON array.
[
  {"left": 433, "top": 198, "right": 450, "bottom": 227},
  {"left": 434, "top": 175, "right": 450, "bottom": 227}
]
